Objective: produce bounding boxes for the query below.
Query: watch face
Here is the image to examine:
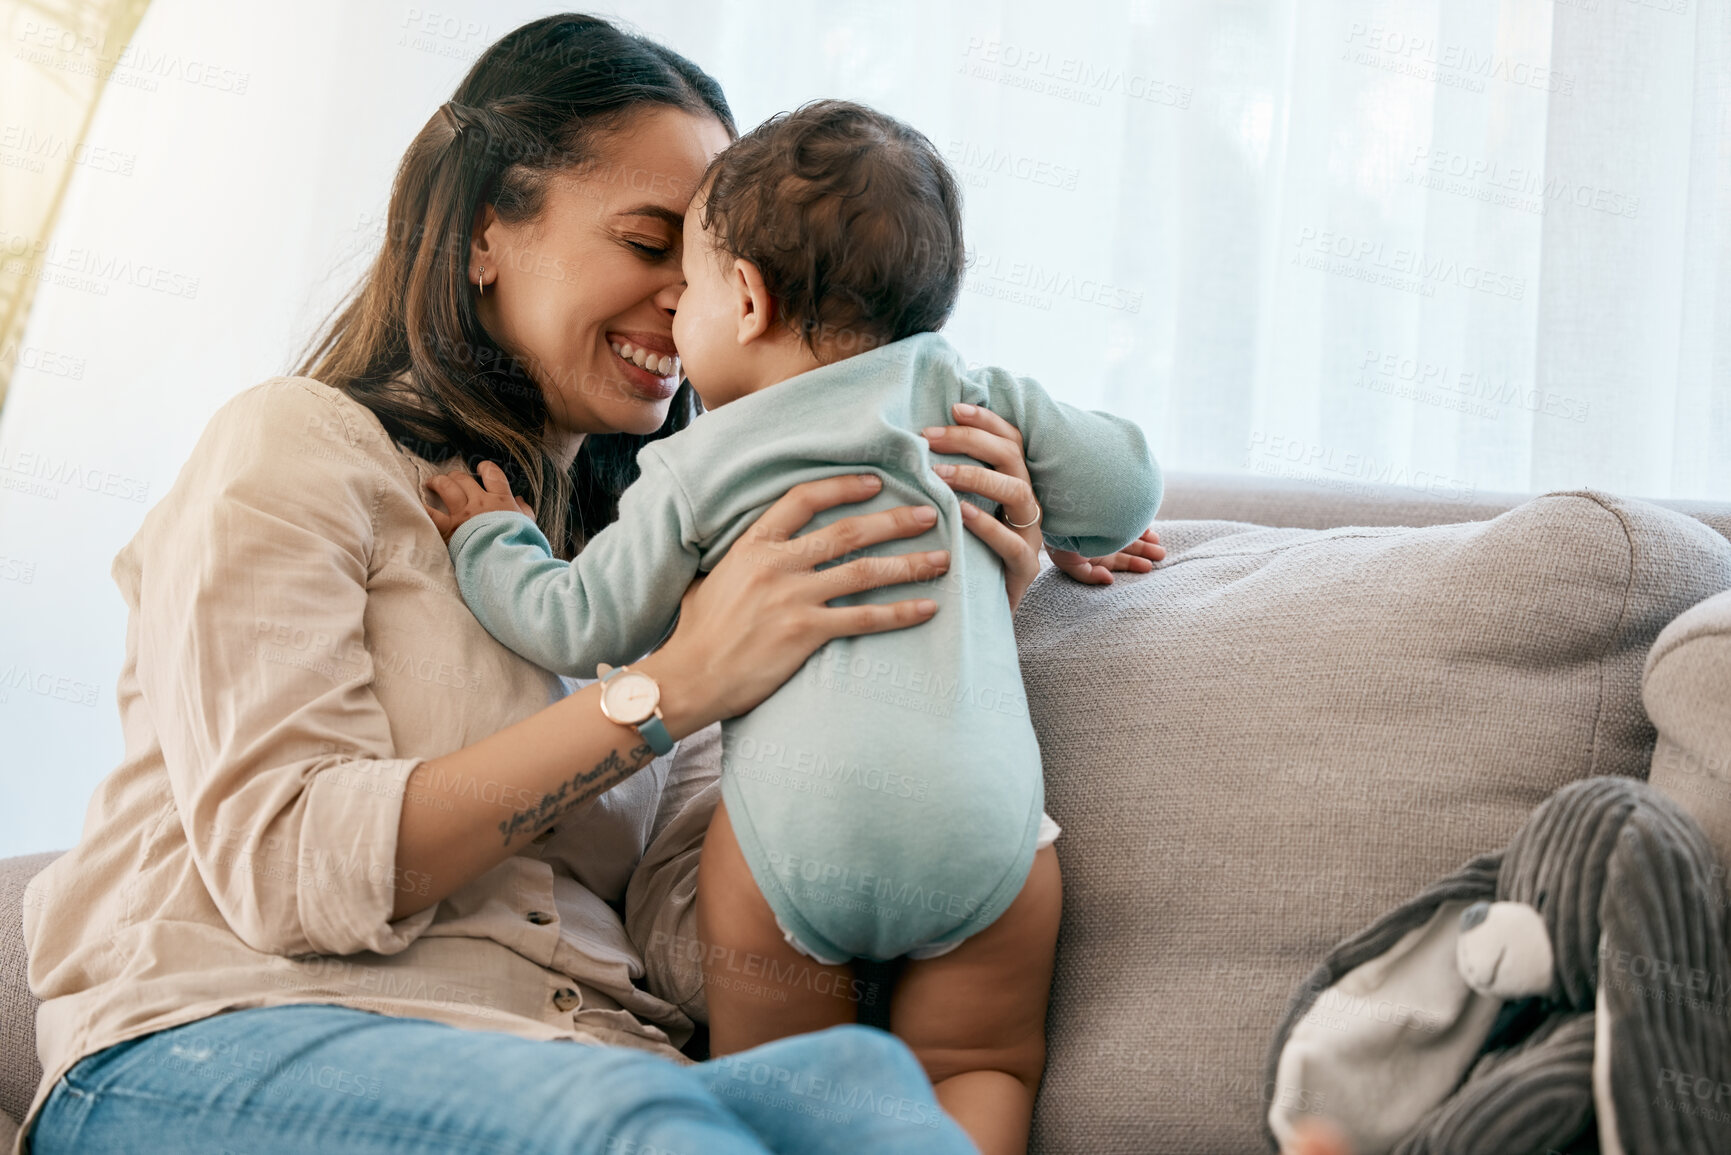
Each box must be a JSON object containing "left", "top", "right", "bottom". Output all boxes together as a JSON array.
[{"left": 603, "top": 671, "right": 660, "bottom": 724}]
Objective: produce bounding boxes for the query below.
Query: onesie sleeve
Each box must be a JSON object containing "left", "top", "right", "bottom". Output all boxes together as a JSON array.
[
  {"left": 445, "top": 447, "right": 701, "bottom": 677},
  {"left": 968, "top": 366, "right": 1163, "bottom": 557}
]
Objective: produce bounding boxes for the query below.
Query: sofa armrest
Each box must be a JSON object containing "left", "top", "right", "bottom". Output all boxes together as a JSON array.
[
  {"left": 1645, "top": 591, "right": 1731, "bottom": 868},
  {"left": 1, "top": 852, "right": 65, "bottom": 1130}
]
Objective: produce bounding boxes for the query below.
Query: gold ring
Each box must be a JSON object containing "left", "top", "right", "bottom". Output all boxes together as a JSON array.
[{"left": 1004, "top": 503, "right": 1042, "bottom": 529}]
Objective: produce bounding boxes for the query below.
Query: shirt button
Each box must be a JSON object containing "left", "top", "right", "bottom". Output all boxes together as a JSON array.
[
  {"left": 552, "top": 988, "right": 580, "bottom": 1012},
  {"left": 531, "top": 827, "right": 556, "bottom": 844},
  {"left": 526, "top": 911, "right": 553, "bottom": 926}
]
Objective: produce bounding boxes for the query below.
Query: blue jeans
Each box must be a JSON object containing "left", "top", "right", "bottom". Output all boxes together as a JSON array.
[{"left": 28, "top": 1004, "right": 975, "bottom": 1154}]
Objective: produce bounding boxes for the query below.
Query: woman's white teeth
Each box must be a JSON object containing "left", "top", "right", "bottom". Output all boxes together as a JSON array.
[{"left": 610, "top": 341, "right": 677, "bottom": 377}]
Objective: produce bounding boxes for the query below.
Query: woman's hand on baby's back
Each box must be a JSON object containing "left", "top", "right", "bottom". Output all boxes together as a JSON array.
[
  {"left": 424, "top": 460, "right": 535, "bottom": 543},
  {"left": 923, "top": 401, "right": 1044, "bottom": 610},
  {"left": 640, "top": 472, "right": 950, "bottom": 733},
  {"left": 922, "top": 402, "right": 1166, "bottom": 600}
]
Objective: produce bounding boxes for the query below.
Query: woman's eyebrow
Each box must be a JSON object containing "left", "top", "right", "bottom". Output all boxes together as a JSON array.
[{"left": 617, "top": 205, "right": 683, "bottom": 228}]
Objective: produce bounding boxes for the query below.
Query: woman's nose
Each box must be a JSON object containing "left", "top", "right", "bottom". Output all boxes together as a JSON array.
[{"left": 656, "top": 279, "right": 685, "bottom": 314}]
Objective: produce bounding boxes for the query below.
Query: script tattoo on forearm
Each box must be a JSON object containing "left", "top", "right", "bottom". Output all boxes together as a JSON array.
[{"left": 497, "top": 742, "right": 655, "bottom": 846}]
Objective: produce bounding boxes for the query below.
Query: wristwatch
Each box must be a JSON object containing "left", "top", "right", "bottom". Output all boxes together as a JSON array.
[{"left": 595, "top": 663, "right": 673, "bottom": 755}]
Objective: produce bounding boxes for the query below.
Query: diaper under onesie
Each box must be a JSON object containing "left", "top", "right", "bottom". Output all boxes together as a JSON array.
[{"left": 445, "top": 332, "right": 1162, "bottom": 963}]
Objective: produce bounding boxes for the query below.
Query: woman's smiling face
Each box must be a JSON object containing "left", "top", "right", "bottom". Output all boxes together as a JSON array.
[{"left": 471, "top": 105, "right": 732, "bottom": 454}]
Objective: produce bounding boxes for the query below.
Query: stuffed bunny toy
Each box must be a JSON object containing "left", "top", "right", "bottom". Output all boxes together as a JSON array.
[{"left": 1263, "top": 776, "right": 1731, "bottom": 1154}]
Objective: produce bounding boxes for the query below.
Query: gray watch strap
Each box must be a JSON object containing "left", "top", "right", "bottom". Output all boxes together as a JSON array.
[{"left": 636, "top": 714, "right": 674, "bottom": 756}]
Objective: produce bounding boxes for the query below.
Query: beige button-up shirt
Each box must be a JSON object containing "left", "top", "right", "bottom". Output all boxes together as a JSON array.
[{"left": 18, "top": 377, "right": 720, "bottom": 1152}]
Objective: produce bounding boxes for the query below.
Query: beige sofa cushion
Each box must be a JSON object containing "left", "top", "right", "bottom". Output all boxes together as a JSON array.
[
  {"left": 1645, "top": 590, "right": 1731, "bottom": 868},
  {"left": 1015, "top": 491, "right": 1731, "bottom": 1154}
]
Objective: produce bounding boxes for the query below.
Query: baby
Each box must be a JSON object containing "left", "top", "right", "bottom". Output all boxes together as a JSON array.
[{"left": 428, "top": 100, "right": 1160, "bottom": 1153}]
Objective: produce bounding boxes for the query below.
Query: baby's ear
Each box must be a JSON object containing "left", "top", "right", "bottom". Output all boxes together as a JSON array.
[{"left": 732, "top": 257, "right": 777, "bottom": 346}]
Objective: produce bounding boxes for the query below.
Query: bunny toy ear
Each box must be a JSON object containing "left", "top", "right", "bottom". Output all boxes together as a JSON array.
[
  {"left": 1262, "top": 854, "right": 1502, "bottom": 1155},
  {"left": 1593, "top": 781, "right": 1731, "bottom": 1154}
]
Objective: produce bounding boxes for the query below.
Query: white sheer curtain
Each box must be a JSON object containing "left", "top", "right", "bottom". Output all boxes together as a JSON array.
[
  {"left": 623, "top": 0, "right": 1728, "bottom": 502},
  {"left": 0, "top": 0, "right": 1724, "bottom": 856}
]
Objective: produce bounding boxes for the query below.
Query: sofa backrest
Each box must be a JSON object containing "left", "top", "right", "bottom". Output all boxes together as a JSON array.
[
  {"left": 1018, "top": 489, "right": 1731, "bottom": 1153},
  {"left": 1160, "top": 470, "right": 1731, "bottom": 543}
]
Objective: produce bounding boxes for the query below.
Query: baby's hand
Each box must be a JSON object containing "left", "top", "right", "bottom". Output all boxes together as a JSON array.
[
  {"left": 424, "top": 460, "right": 534, "bottom": 543},
  {"left": 1049, "top": 527, "right": 1165, "bottom": 585}
]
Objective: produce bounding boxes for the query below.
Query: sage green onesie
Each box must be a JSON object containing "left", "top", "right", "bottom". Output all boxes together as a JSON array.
[{"left": 447, "top": 332, "right": 1161, "bottom": 962}]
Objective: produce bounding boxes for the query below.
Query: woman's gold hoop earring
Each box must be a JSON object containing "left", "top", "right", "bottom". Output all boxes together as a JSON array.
[{"left": 477, "top": 266, "right": 485, "bottom": 296}]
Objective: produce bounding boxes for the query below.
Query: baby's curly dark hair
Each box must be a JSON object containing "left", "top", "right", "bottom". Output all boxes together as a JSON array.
[{"left": 696, "top": 99, "right": 965, "bottom": 357}]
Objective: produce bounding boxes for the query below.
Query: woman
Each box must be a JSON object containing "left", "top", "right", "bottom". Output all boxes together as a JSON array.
[{"left": 19, "top": 14, "right": 1164, "bottom": 1154}]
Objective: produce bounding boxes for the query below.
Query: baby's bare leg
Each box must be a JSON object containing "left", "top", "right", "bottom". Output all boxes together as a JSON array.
[
  {"left": 696, "top": 800, "right": 861, "bottom": 1054},
  {"left": 890, "top": 846, "right": 1062, "bottom": 1155}
]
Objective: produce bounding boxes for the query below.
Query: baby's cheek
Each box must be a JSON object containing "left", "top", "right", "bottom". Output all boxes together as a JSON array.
[{"left": 672, "top": 322, "right": 704, "bottom": 375}]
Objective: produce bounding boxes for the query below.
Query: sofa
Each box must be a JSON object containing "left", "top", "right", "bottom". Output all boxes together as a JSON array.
[{"left": 4, "top": 470, "right": 1730, "bottom": 1153}]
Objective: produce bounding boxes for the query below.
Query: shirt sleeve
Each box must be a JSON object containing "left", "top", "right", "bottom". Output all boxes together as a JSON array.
[
  {"left": 133, "top": 379, "right": 439, "bottom": 958},
  {"left": 444, "top": 448, "right": 701, "bottom": 677},
  {"left": 967, "top": 365, "right": 1163, "bottom": 557}
]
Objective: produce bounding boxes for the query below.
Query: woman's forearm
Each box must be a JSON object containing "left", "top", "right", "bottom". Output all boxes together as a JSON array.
[{"left": 390, "top": 650, "right": 710, "bottom": 921}]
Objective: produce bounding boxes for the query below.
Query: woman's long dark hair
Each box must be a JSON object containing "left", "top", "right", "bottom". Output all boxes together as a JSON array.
[{"left": 297, "top": 14, "right": 735, "bottom": 557}]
